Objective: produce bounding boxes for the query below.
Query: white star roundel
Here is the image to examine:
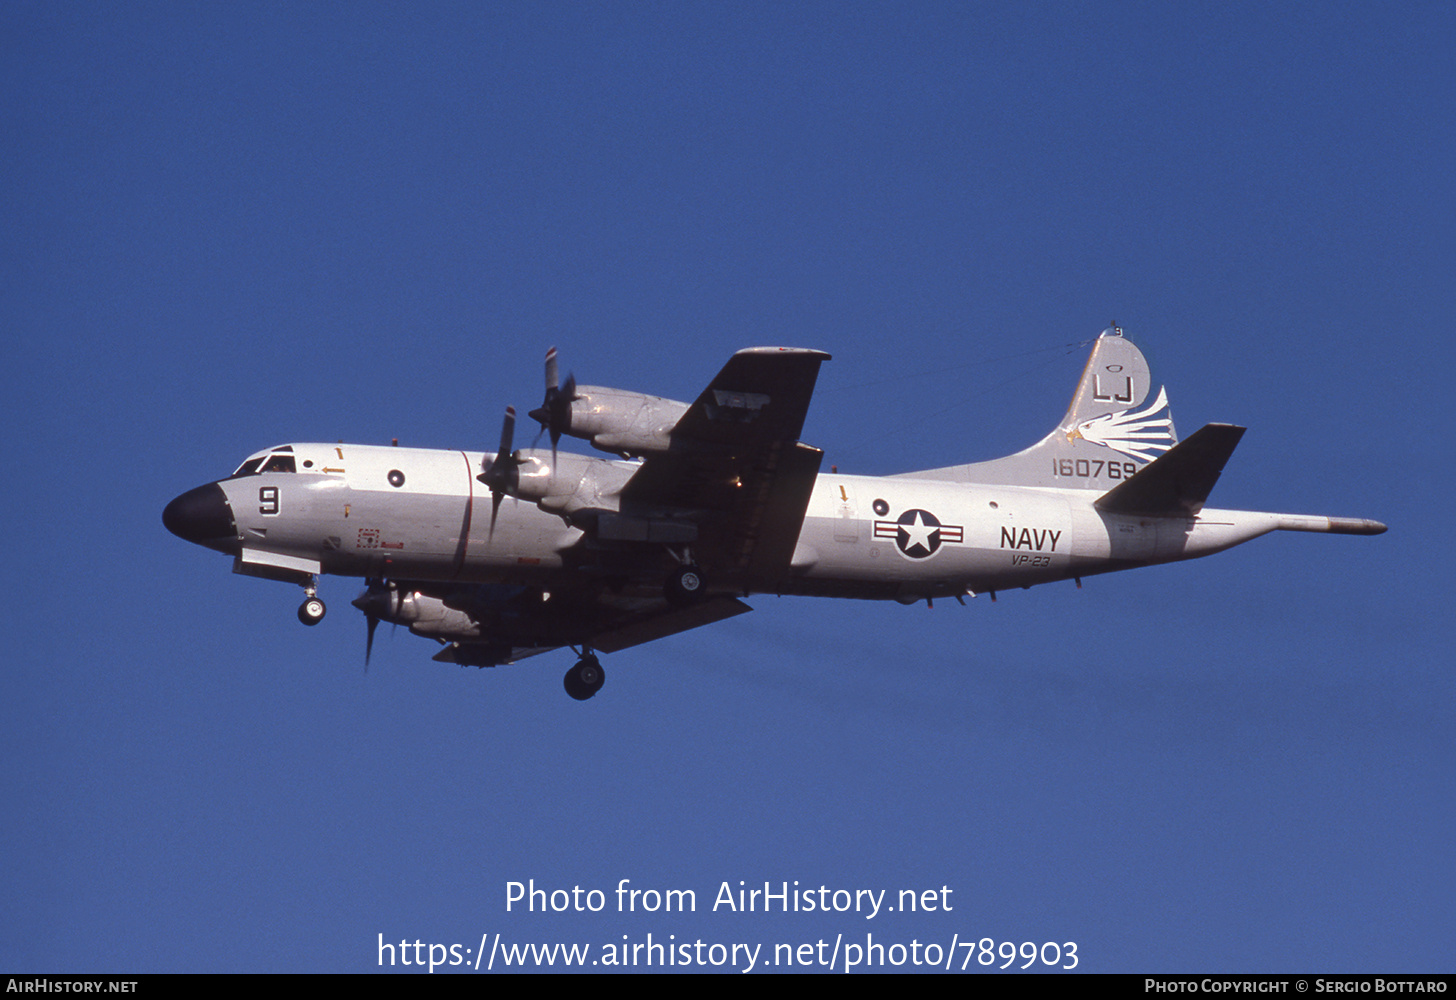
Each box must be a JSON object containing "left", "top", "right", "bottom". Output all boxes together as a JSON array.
[{"left": 873, "top": 508, "right": 965, "bottom": 559}]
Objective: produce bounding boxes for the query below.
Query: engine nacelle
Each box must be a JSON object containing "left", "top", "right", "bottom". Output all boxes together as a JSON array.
[
  {"left": 401, "top": 592, "right": 483, "bottom": 639},
  {"left": 507, "top": 451, "right": 606, "bottom": 512},
  {"left": 503, "top": 452, "right": 630, "bottom": 524},
  {"left": 354, "top": 583, "right": 483, "bottom": 640},
  {"left": 509, "top": 455, "right": 575, "bottom": 503},
  {"left": 553, "top": 386, "right": 689, "bottom": 457}
]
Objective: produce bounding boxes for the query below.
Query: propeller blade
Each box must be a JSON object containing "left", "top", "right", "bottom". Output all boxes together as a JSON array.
[
  {"left": 479, "top": 406, "right": 522, "bottom": 540},
  {"left": 355, "top": 577, "right": 395, "bottom": 671},
  {"left": 489, "top": 489, "right": 504, "bottom": 539},
  {"left": 480, "top": 408, "right": 519, "bottom": 489},
  {"left": 530, "top": 348, "right": 578, "bottom": 462},
  {"left": 497, "top": 405, "right": 515, "bottom": 461}
]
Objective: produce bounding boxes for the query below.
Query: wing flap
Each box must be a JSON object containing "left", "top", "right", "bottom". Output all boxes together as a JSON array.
[
  {"left": 735, "top": 441, "right": 823, "bottom": 584},
  {"left": 1095, "top": 423, "right": 1245, "bottom": 517}
]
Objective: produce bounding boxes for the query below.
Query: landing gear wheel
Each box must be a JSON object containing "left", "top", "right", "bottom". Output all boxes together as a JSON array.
[
  {"left": 664, "top": 564, "right": 705, "bottom": 607},
  {"left": 564, "top": 654, "right": 605, "bottom": 701},
  {"left": 298, "top": 596, "right": 326, "bottom": 626}
]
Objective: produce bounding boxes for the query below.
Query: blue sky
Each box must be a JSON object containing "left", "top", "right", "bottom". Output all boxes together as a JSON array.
[{"left": 4, "top": 2, "right": 1451, "bottom": 973}]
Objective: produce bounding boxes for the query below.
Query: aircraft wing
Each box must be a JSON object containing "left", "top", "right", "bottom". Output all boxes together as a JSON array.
[
  {"left": 618, "top": 347, "right": 831, "bottom": 589},
  {"left": 425, "top": 588, "right": 753, "bottom": 666},
  {"left": 432, "top": 643, "right": 557, "bottom": 666},
  {"left": 588, "top": 596, "right": 753, "bottom": 653}
]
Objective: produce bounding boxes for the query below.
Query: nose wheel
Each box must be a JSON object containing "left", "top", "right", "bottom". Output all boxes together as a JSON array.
[
  {"left": 297, "top": 577, "right": 326, "bottom": 625},
  {"left": 298, "top": 597, "right": 327, "bottom": 625},
  {"left": 564, "top": 652, "right": 605, "bottom": 701}
]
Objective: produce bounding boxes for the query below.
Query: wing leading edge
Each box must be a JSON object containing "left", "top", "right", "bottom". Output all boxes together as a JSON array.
[{"left": 430, "top": 594, "right": 754, "bottom": 665}]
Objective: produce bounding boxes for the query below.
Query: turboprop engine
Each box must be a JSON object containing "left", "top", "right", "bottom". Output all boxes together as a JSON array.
[
  {"left": 478, "top": 406, "right": 616, "bottom": 526},
  {"left": 534, "top": 385, "right": 688, "bottom": 457},
  {"left": 503, "top": 450, "right": 609, "bottom": 518},
  {"left": 351, "top": 580, "right": 483, "bottom": 665},
  {"left": 527, "top": 347, "right": 689, "bottom": 457}
]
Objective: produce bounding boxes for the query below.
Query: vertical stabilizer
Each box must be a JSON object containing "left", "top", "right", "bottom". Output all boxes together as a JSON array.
[{"left": 897, "top": 327, "right": 1178, "bottom": 488}]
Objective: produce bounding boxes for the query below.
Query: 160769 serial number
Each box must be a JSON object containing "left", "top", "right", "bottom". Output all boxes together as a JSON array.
[{"left": 1052, "top": 458, "right": 1139, "bottom": 480}]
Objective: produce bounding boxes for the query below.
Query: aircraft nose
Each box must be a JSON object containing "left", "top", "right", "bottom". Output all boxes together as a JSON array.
[{"left": 163, "top": 483, "right": 238, "bottom": 552}]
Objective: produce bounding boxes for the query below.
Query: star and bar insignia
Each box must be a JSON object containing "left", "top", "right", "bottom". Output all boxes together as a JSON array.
[{"left": 873, "top": 508, "right": 964, "bottom": 559}]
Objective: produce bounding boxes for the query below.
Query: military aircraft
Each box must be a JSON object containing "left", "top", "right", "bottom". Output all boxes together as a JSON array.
[{"left": 163, "top": 328, "right": 1385, "bottom": 700}]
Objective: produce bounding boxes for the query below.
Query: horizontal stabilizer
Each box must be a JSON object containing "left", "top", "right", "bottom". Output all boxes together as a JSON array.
[{"left": 1095, "top": 423, "right": 1246, "bottom": 517}]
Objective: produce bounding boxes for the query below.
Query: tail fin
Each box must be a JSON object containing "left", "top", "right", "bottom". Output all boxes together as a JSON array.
[{"left": 897, "top": 327, "right": 1178, "bottom": 488}]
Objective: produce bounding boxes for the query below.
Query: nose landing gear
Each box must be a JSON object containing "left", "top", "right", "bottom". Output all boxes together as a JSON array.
[
  {"left": 297, "top": 577, "right": 326, "bottom": 626},
  {"left": 563, "top": 651, "right": 605, "bottom": 701}
]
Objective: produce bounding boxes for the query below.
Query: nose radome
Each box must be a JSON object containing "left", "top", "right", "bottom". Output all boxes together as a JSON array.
[{"left": 163, "top": 483, "right": 238, "bottom": 552}]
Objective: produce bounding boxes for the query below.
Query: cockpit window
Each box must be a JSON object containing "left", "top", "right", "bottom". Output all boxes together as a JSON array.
[{"left": 227, "top": 450, "right": 297, "bottom": 478}]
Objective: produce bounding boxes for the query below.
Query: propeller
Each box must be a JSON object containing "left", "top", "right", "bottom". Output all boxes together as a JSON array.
[
  {"left": 351, "top": 578, "right": 401, "bottom": 670},
  {"left": 477, "top": 406, "right": 523, "bottom": 537},
  {"left": 365, "top": 611, "right": 379, "bottom": 669},
  {"left": 527, "top": 346, "right": 578, "bottom": 460}
]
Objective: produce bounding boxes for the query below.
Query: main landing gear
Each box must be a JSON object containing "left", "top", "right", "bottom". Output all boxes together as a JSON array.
[
  {"left": 297, "top": 577, "right": 326, "bottom": 626},
  {"left": 664, "top": 564, "right": 705, "bottom": 607},
  {"left": 564, "top": 650, "right": 605, "bottom": 701}
]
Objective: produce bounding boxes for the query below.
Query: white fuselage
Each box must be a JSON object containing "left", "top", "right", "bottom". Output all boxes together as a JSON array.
[{"left": 216, "top": 442, "right": 1280, "bottom": 603}]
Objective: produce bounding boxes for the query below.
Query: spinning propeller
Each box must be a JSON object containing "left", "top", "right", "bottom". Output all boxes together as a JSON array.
[
  {"left": 528, "top": 346, "right": 578, "bottom": 459},
  {"left": 477, "top": 406, "right": 523, "bottom": 537},
  {"left": 351, "top": 578, "right": 402, "bottom": 669}
]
